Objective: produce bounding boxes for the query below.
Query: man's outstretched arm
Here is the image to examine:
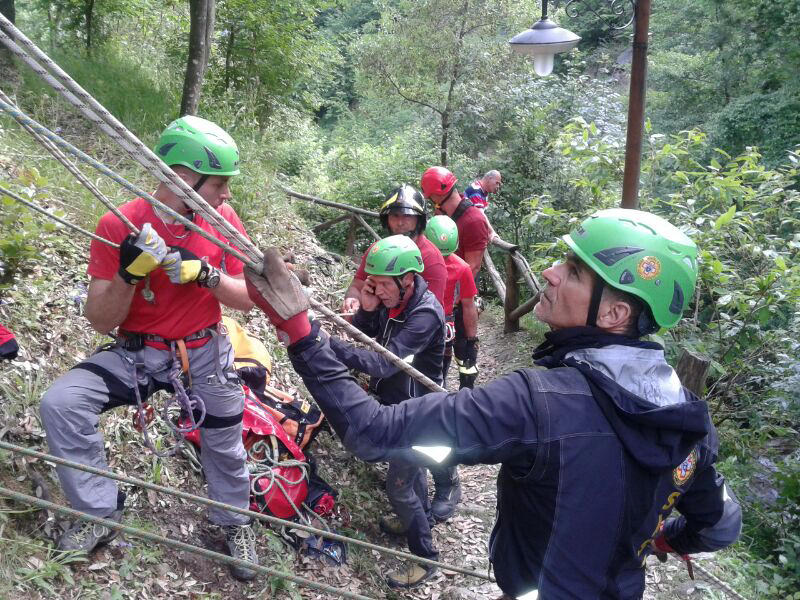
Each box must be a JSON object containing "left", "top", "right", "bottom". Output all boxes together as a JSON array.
[{"left": 244, "top": 247, "right": 539, "bottom": 466}]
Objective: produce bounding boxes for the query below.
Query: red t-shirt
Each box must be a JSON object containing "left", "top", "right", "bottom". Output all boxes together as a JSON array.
[
  {"left": 454, "top": 205, "right": 491, "bottom": 260},
  {"left": 354, "top": 235, "right": 446, "bottom": 307},
  {"left": 88, "top": 198, "right": 250, "bottom": 339},
  {"left": 443, "top": 253, "right": 478, "bottom": 316}
]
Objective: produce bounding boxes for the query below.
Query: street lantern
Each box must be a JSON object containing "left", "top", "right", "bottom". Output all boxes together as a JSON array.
[
  {"left": 509, "top": 0, "right": 647, "bottom": 209},
  {"left": 509, "top": 2, "right": 580, "bottom": 77}
]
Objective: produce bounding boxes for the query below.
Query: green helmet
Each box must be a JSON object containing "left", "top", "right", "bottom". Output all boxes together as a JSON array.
[
  {"left": 364, "top": 235, "right": 424, "bottom": 276},
  {"left": 563, "top": 208, "right": 698, "bottom": 329},
  {"left": 155, "top": 115, "right": 240, "bottom": 176},
  {"left": 425, "top": 215, "right": 458, "bottom": 256}
]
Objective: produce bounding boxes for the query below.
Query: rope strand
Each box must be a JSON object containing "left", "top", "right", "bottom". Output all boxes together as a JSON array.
[
  {"left": 0, "top": 485, "right": 377, "bottom": 600},
  {"left": 0, "top": 440, "right": 493, "bottom": 580}
]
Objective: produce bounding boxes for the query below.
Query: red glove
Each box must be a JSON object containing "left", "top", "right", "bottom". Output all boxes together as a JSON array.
[
  {"left": 245, "top": 248, "right": 311, "bottom": 345},
  {"left": 652, "top": 531, "right": 694, "bottom": 580}
]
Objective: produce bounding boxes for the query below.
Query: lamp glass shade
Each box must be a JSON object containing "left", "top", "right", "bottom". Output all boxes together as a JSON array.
[
  {"left": 509, "top": 17, "right": 581, "bottom": 76},
  {"left": 533, "top": 53, "right": 555, "bottom": 76}
]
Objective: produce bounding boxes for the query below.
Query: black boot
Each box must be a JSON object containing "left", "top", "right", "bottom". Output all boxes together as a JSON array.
[{"left": 430, "top": 466, "right": 462, "bottom": 523}]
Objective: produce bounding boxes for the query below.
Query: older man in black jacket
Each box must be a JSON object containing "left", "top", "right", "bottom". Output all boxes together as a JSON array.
[{"left": 244, "top": 209, "right": 741, "bottom": 599}]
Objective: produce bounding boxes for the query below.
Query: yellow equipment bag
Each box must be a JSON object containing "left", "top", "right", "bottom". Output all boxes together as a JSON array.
[{"left": 222, "top": 316, "right": 272, "bottom": 393}]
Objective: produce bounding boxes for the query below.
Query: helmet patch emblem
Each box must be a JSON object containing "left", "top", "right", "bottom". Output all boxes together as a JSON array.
[
  {"left": 439, "top": 233, "right": 448, "bottom": 242},
  {"left": 673, "top": 448, "right": 697, "bottom": 487},
  {"left": 193, "top": 159, "right": 203, "bottom": 169},
  {"left": 637, "top": 256, "right": 661, "bottom": 280}
]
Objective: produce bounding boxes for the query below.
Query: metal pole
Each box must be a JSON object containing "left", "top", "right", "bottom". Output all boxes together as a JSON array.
[{"left": 620, "top": 0, "right": 650, "bottom": 209}]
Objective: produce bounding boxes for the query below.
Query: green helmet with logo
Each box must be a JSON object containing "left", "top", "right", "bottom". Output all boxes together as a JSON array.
[
  {"left": 365, "top": 235, "right": 424, "bottom": 277},
  {"left": 563, "top": 208, "right": 698, "bottom": 329},
  {"left": 425, "top": 215, "right": 459, "bottom": 257},
  {"left": 155, "top": 115, "right": 240, "bottom": 176}
]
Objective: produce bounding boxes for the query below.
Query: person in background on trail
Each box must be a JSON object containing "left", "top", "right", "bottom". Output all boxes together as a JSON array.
[
  {"left": 464, "top": 169, "right": 502, "bottom": 212},
  {"left": 287, "top": 235, "right": 444, "bottom": 588},
  {"left": 244, "top": 208, "right": 743, "bottom": 599},
  {"left": 420, "top": 166, "right": 491, "bottom": 279},
  {"left": 342, "top": 184, "right": 446, "bottom": 314},
  {"left": 423, "top": 215, "right": 481, "bottom": 523},
  {"left": 39, "top": 115, "right": 260, "bottom": 582},
  {"left": 426, "top": 215, "right": 481, "bottom": 392}
]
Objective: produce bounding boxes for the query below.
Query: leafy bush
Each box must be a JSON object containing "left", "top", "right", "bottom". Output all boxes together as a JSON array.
[{"left": 0, "top": 168, "right": 56, "bottom": 289}]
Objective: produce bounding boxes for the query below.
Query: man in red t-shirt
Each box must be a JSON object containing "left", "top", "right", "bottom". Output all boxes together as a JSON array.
[
  {"left": 422, "top": 215, "right": 479, "bottom": 523},
  {"left": 420, "top": 166, "right": 492, "bottom": 278},
  {"left": 342, "top": 185, "right": 446, "bottom": 313},
  {"left": 39, "top": 116, "right": 259, "bottom": 581}
]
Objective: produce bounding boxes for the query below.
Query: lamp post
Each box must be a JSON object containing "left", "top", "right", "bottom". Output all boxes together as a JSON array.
[{"left": 510, "top": 0, "right": 648, "bottom": 209}]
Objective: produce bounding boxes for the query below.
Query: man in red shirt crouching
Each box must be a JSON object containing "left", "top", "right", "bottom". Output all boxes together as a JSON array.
[
  {"left": 39, "top": 116, "right": 259, "bottom": 581},
  {"left": 342, "top": 185, "right": 446, "bottom": 314}
]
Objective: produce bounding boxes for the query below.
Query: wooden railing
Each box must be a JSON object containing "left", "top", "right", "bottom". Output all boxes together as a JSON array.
[{"left": 278, "top": 183, "right": 541, "bottom": 331}]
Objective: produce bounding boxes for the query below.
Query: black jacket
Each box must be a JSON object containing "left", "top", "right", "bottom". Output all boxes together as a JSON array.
[
  {"left": 328, "top": 274, "right": 444, "bottom": 405},
  {"left": 289, "top": 326, "right": 741, "bottom": 599}
]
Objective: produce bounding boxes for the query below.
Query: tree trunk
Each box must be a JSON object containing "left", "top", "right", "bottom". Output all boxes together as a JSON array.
[
  {"left": 180, "top": 0, "right": 216, "bottom": 117},
  {"left": 223, "top": 22, "right": 235, "bottom": 91},
  {"left": 440, "top": 111, "right": 449, "bottom": 166},
  {"left": 0, "top": 0, "right": 17, "bottom": 86},
  {"left": 84, "top": 0, "right": 94, "bottom": 54}
]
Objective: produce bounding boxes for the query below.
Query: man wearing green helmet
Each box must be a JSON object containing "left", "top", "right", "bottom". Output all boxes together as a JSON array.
[
  {"left": 245, "top": 208, "right": 741, "bottom": 599},
  {"left": 40, "top": 116, "right": 260, "bottom": 582},
  {"left": 292, "top": 234, "right": 445, "bottom": 588}
]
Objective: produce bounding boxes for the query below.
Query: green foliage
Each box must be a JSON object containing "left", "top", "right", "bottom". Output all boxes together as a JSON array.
[
  {"left": 0, "top": 167, "right": 56, "bottom": 288},
  {"left": 204, "top": 0, "right": 341, "bottom": 123},
  {"left": 648, "top": 0, "right": 800, "bottom": 168},
  {"left": 706, "top": 89, "right": 800, "bottom": 167}
]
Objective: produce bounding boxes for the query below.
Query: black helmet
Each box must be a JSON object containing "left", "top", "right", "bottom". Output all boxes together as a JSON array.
[{"left": 379, "top": 185, "right": 427, "bottom": 237}]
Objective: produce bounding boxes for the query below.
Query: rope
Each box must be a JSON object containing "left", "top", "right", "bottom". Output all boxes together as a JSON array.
[
  {"left": 0, "top": 441, "right": 494, "bottom": 581},
  {"left": 692, "top": 560, "right": 748, "bottom": 600},
  {"left": 0, "top": 19, "right": 258, "bottom": 262},
  {"left": 0, "top": 89, "right": 139, "bottom": 235},
  {"left": 0, "top": 485, "right": 377, "bottom": 600},
  {"left": 0, "top": 185, "right": 119, "bottom": 248},
  {"left": 0, "top": 96, "right": 251, "bottom": 266},
  {"left": 0, "top": 95, "right": 445, "bottom": 393}
]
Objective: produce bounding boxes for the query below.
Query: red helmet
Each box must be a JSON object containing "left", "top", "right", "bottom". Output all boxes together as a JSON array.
[{"left": 420, "top": 166, "right": 457, "bottom": 199}]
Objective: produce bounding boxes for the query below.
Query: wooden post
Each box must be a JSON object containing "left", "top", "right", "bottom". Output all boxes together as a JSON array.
[
  {"left": 620, "top": 0, "right": 651, "bottom": 209},
  {"left": 508, "top": 295, "right": 539, "bottom": 322},
  {"left": 345, "top": 215, "right": 358, "bottom": 259},
  {"left": 675, "top": 349, "right": 711, "bottom": 397},
  {"left": 483, "top": 250, "right": 506, "bottom": 303},
  {"left": 504, "top": 252, "right": 520, "bottom": 333},
  {"left": 311, "top": 213, "right": 351, "bottom": 234},
  {"left": 354, "top": 213, "right": 381, "bottom": 241}
]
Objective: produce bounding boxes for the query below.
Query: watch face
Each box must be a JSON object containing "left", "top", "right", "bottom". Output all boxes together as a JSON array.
[{"left": 206, "top": 272, "right": 221, "bottom": 288}]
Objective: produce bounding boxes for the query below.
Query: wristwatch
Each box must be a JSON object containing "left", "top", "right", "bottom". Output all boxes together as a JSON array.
[{"left": 198, "top": 265, "right": 221, "bottom": 289}]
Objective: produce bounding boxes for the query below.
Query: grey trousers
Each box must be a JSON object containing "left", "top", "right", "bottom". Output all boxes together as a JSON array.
[
  {"left": 386, "top": 458, "right": 438, "bottom": 560},
  {"left": 40, "top": 331, "right": 250, "bottom": 525}
]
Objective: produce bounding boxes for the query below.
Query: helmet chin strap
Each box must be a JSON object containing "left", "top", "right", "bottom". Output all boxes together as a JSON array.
[
  {"left": 192, "top": 175, "right": 209, "bottom": 192},
  {"left": 393, "top": 276, "right": 407, "bottom": 302},
  {"left": 586, "top": 277, "right": 605, "bottom": 327}
]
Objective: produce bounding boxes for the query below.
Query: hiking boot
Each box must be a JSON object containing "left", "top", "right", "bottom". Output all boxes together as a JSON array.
[
  {"left": 386, "top": 563, "right": 437, "bottom": 588},
  {"left": 57, "top": 507, "right": 123, "bottom": 553},
  {"left": 379, "top": 514, "right": 408, "bottom": 537},
  {"left": 224, "top": 523, "right": 259, "bottom": 582},
  {"left": 431, "top": 470, "right": 462, "bottom": 523}
]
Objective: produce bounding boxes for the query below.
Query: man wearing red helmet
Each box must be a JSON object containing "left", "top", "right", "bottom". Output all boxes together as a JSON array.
[{"left": 420, "top": 166, "right": 491, "bottom": 279}]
